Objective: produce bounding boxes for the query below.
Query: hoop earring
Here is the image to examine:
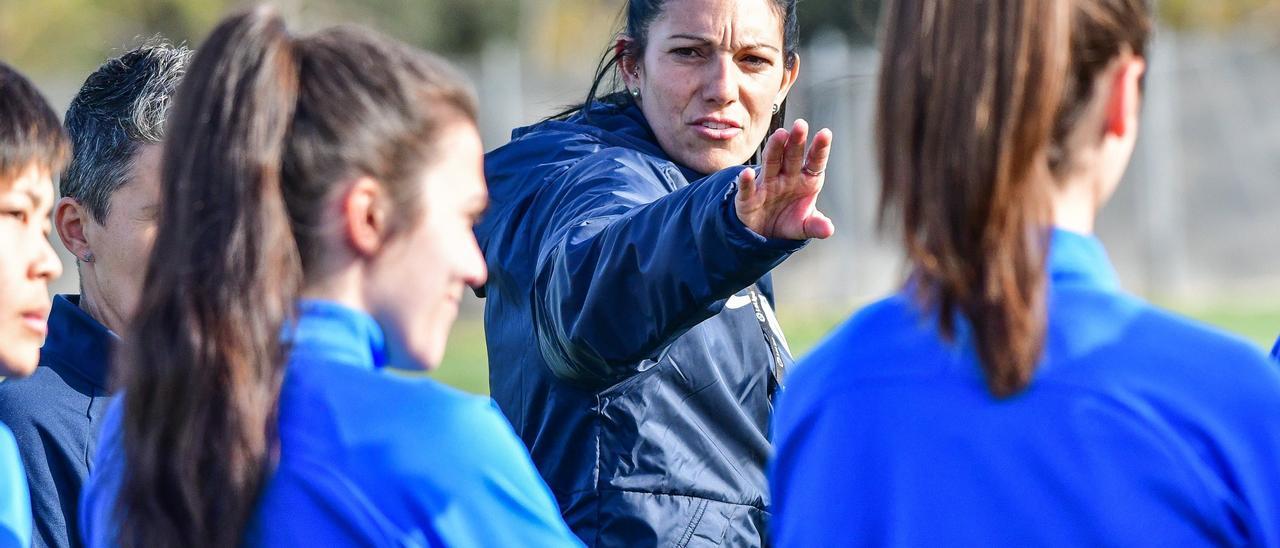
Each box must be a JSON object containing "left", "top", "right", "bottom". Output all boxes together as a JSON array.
[{"left": 772, "top": 104, "right": 779, "bottom": 115}]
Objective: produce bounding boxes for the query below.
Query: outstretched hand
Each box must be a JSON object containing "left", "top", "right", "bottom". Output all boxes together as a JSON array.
[{"left": 735, "top": 119, "right": 835, "bottom": 241}]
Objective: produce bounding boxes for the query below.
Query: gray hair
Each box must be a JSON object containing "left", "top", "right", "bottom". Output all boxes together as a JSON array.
[{"left": 63, "top": 41, "right": 192, "bottom": 222}]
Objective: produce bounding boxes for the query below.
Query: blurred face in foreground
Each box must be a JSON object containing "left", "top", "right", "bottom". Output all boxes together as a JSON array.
[
  {"left": 621, "top": 0, "right": 799, "bottom": 175},
  {"left": 363, "top": 121, "right": 489, "bottom": 369},
  {"left": 0, "top": 164, "right": 63, "bottom": 375}
]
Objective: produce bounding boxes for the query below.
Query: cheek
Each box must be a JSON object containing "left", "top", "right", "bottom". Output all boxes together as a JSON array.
[{"left": 0, "top": 229, "right": 18, "bottom": 293}]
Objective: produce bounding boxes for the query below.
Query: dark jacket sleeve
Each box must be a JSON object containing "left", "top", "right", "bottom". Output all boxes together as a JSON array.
[{"left": 532, "top": 152, "right": 805, "bottom": 387}]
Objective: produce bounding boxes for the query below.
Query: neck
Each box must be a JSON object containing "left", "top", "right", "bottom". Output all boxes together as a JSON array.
[
  {"left": 300, "top": 266, "right": 367, "bottom": 313},
  {"left": 77, "top": 273, "right": 122, "bottom": 334},
  {"left": 1051, "top": 173, "right": 1101, "bottom": 235}
]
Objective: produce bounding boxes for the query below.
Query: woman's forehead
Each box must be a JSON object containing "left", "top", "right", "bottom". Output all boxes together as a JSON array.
[{"left": 650, "top": 0, "right": 785, "bottom": 48}]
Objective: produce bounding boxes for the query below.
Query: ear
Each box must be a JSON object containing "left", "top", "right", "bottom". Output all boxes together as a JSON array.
[
  {"left": 54, "top": 197, "right": 92, "bottom": 263},
  {"left": 1104, "top": 56, "right": 1146, "bottom": 138},
  {"left": 775, "top": 53, "right": 801, "bottom": 106},
  {"left": 616, "top": 37, "right": 640, "bottom": 90},
  {"left": 341, "top": 177, "right": 388, "bottom": 259}
]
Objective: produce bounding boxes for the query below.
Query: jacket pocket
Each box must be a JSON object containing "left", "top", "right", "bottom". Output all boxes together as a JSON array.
[{"left": 674, "top": 498, "right": 710, "bottom": 548}]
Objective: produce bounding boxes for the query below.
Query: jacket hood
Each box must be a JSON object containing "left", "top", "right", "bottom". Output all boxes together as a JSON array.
[{"left": 477, "top": 100, "right": 703, "bottom": 262}]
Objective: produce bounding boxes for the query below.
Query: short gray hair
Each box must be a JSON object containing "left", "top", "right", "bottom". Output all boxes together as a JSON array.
[{"left": 63, "top": 41, "right": 192, "bottom": 222}]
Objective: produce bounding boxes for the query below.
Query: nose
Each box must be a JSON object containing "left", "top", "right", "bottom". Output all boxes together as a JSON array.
[
  {"left": 460, "top": 234, "right": 488, "bottom": 290},
  {"left": 700, "top": 54, "right": 739, "bottom": 107},
  {"left": 30, "top": 234, "right": 63, "bottom": 283}
]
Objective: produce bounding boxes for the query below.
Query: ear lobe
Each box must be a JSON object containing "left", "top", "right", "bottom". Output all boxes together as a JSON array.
[
  {"left": 54, "top": 197, "right": 91, "bottom": 261},
  {"left": 342, "top": 177, "right": 387, "bottom": 258}
]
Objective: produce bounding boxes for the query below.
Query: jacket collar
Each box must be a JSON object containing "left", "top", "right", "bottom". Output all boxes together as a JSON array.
[
  {"left": 39, "top": 294, "right": 116, "bottom": 390},
  {"left": 286, "top": 300, "right": 388, "bottom": 371},
  {"left": 1047, "top": 227, "right": 1121, "bottom": 293},
  {"left": 512, "top": 100, "right": 707, "bottom": 181}
]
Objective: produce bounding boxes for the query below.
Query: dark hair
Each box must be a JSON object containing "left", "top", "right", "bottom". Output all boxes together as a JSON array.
[
  {"left": 114, "top": 6, "right": 477, "bottom": 547},
  {"left": 876, "top": 0, "right": 1151, "bottom": 397},
  {"left": 556, "top": 0, "right": 800, "bottom": 128},
  {"left": 0, "top": 62, "right": 70, "bottom": 185},
  {"left": 63, "top": 41, "right": 192, "bottom": 223}
]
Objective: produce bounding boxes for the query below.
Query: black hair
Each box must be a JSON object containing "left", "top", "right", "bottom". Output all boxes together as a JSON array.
[
  {"left": 553, "top": 0, "right": 800, "bottom": 138},
  {"left": 0, "top": 62, "right": 70, "bottom": 184}
]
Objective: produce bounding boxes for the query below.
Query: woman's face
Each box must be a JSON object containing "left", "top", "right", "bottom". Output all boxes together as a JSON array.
[
  {"left": 0, "top": 164, "right": 63, "bottom": 376},
  {"left": 365, "top": 121, "right": 488, "bottom": 370},
  {"left": 624, "top": 0, "right": 799, "bottom": 175}
]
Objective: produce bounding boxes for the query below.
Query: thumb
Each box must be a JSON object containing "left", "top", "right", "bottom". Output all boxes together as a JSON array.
[{"left": 803, "top": 209, "right": 835, "bottom": 240}]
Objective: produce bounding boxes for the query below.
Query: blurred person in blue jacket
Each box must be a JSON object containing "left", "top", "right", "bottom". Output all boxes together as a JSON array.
[
  {"left": 0, "top": 61, "right": 70, "bottom": 548},
  {"left": 477, "top": 0, "right": 835, "bottom": 544},
  {"left": 79, "top": 8, "right": 581, "bottom": 547},
  {"left": 0, "top": 43, "right": 190, "bottom": 548},
  {"left": 772, "top": 0, "right": 1280, "bottom": 545}
]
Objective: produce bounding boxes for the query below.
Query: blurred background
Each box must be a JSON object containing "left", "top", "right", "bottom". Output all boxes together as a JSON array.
[{"left": 3, "top": 0, "right": 1277, "bottom": 393}]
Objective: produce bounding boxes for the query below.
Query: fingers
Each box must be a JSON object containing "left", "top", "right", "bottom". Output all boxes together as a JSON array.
[
  {"left": 783, "top": 119, "right": 809, "bottom": 176},
  {"left": 761, "top": 128, "right": 788, "bottom": 182},
  {"left": 805, "top": 128, "right": 833, "bottom": 182},
  {"left": 736, "top": 167, "right": 757, "bottom": 205}
]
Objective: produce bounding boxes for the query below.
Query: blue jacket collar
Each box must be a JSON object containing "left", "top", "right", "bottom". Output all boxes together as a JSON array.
[
  {"left": 1048, "top": 227, "right": 1121, "bottom": 292},
  {"left": 39, "top": 294, "right": 116, "bottom": 390},
  {"left": 287, "top": 300, "right": 388, "bottom": 371},
  {"left": 512, "top": 100, "right": 707, "bottom": 181}
]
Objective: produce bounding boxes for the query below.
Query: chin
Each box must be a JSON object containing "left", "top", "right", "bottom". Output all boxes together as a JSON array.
[
  {"left": 681, "top": 150, "right": 752, "bottom": 175},
  {"left": 0, "top": 346, "right": 38, "bottom": 378}
]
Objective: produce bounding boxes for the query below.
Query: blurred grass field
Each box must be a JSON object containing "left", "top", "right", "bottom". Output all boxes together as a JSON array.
[{"left": 429, "top": 301, "right": 1280, "bottom": 395}]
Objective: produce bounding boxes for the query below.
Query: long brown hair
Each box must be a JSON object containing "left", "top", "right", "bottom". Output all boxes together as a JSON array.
[
  {"left": 876, "top": 0, "right": 1150, "bottom": 397},
  {"left": 115, "top": 6, "right": 476, "bottom": 547}
]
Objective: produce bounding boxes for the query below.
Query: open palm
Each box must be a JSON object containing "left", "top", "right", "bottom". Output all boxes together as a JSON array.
[{"left": 735, "top": 119, "right": 835, "bottom": 240}]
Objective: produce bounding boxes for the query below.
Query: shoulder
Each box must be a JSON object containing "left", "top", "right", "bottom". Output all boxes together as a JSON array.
[
  {"left": 489, "top": 125, "right": 677, "bottom": 191},
  {"left": 288, "top": 368, "right": 526, "bottom": 473},
  {"left": 0, "top": 423, "right": 29, "bottom": 548},
  {"left": 1097, "top": 298, "right": 1280, "bottom": 403},
  {"left": 378, "top": 379, "right": 527, "bottom": 470},
  {"left": 0, "top": 365, "right": 72, "bottom": 429},
  {"left": 0, "top": 423, "right": 18, "bottom": 466},
  {"left": 787, "top": 293, "right": 931, "bottom": 389},
  {"left": 777, "top": 294, "right": 935, "bottom": 425}
]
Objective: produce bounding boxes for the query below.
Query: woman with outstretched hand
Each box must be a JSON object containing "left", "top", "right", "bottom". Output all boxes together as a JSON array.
[
  {"left": 771, "top": 0, "right": 1280, "bottom": 545},
  {"left": 475, "top": 0, "right": 831, "bottom": 544},
  {"left": 79, "top": 7, "right": 581, "bottom": 547}
]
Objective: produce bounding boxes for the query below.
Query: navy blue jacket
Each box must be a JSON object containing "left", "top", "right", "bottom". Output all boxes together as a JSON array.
[
  {"left": 0, "top": 295, "right": 114, "bottom": 548},
  {"left": 477, "top": 102, "right": 805, "bottom": 546},
  {"left": 772, "top": 230, "right": 1280, "bottom": 546}
]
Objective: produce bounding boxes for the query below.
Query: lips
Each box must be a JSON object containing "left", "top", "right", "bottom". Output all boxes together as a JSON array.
[
  {"left": 20, "top": 309, "right": 48, "bottom": 337},
  {"left": 690, "top": 116, "right": 743, "bottom": 141}
]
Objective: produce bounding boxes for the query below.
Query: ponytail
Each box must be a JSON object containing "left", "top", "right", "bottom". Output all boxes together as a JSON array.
[
  {"left": 116, "top": 7, "right": 301, "bottom": 546},
  {"left": 877, "top": 0, "right": 1153, "bottom": 397}
]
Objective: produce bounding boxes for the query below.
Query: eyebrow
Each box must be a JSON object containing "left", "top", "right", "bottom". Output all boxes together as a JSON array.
[
  {"left": 666, "top": 33, "right": 780, "bottom": 53},
  {"left": 23, "top": 189, "right": 45, "bottom": 208}
]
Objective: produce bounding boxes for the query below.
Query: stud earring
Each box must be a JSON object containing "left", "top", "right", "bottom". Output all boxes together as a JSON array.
[
  {"left": 81, "top": 252, "right": 95, "bottom": 264},
  {"left": 631, "top": 88, "right": 641, "bottom": 101},
  {"left": 772, "top": 103, "right": 779, "bottom": 115}
]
